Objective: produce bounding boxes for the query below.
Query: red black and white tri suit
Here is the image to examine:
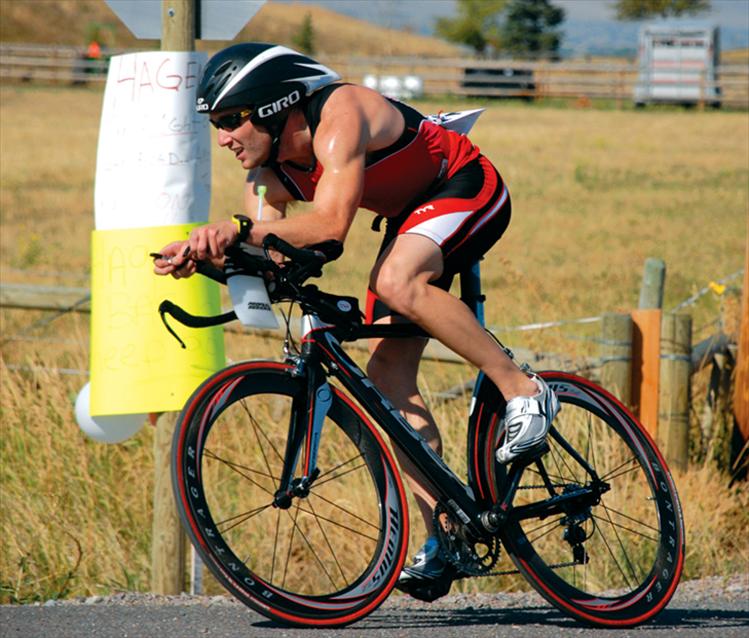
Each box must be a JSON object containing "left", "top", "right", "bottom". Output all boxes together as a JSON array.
[{"left": 266, "top": 84, "right": 511, "bottom": 323}]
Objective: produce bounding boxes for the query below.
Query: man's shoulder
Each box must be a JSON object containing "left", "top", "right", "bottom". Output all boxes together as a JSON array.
[{"left": 321, "top": 83, "right": 389, "bottom": 112}]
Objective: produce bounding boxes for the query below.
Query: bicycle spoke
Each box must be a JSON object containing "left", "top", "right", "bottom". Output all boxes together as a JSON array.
[
  {"left": 597, "top": 502, "right": 661, "bottom": 536},
  {"left": 600, "top": 456, "right": 640, "bottom": 483},
  {"left": 294, "top": 501, "right": 381, "bottom": 543},
  {"left": 308, "top": 490, "right": 381, "bottom": 532},
  {"left": 283, "top": 505, "right": 338, "bottom": 590},
  {"left": 524, "top": 515, "right": 565, "bottom": 544},
  {"left": 591, "top": 518, "right": 635, "bottom": 590},
  {"left": 313, "top": 460, "right": 369, "bottom": 488},
  {"left": 315, "top": 453, "right": 366, "bottom": 484},
  {"left": 526, "top": 516, "right": 564, "bottom": 543},
  {"left": 204, "top": 449, "right": 276, "bottom": 496},
  {"left": 239, "top": 398, "right": 284, "bottom": 490},
  {"left": 238, "top": 397, "right": 286, "bottom": 464},
  {"left": 271, "top": 507, "right": 281, "bottom": 583},
  {"left": 601, "top": 502, "right": 643, "bottom": 584},
  {"left": 592, "top": 508, "right": 660, "bottom": 544},
  {"left": 308, "top": 499, "right": 349, "bottom": 586},
  {"left": 204, "top": 447, "right": 278, "bottom": 482},
  {"left": 282, "top": 505, "right": 300, "bottom": 588},
  {"left": 216, "top": 503, "right": 273, "bottom": 534},
  {"left": 548, "top": 440, "right": 582, "bottom": 485}
]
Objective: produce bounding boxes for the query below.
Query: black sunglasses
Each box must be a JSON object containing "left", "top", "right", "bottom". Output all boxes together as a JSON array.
[{"left": 210, "top": 109, "right": 252, "bottom": 131}]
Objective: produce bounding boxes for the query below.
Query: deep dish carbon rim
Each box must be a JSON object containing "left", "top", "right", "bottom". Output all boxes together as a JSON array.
[
  {"left": 172, "top": 362, "right": 409, "bottom": 627},
  {"left": 468, "top": 372, "right": 684, "bottom": 626}
]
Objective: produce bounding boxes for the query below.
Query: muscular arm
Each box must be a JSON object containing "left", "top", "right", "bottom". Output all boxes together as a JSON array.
[{"left": 247, "top": 90, "right": 370, "bottom": 248}]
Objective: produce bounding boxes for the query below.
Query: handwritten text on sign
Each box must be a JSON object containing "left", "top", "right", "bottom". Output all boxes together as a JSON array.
[
  {"left": 95, "top": 52, "right": 211, "bottom": 230},
  {"left": 89, "top": 225, "right": 225, "bottom": 415}
]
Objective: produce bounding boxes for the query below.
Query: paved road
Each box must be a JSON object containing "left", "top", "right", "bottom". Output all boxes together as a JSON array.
[{"left": 2, "top": 578, "right": 747, "bottom": 638}]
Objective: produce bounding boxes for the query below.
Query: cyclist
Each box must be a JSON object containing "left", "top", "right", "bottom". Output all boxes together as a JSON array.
[{"left": 153, "top": 43, "right": 559, "bottom": 601}]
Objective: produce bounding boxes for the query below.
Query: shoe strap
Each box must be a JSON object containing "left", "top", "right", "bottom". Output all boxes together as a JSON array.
[{"left": 505, "top": 395, "right": 543, "bottom": 420}]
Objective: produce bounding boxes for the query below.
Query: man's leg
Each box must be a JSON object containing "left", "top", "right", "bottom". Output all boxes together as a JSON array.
[
  {"left": 367, "top": 332, "right": 439, "bottom": 533},
  {"left": 369, "top": 233, "right": 538, "bottom": 401}
]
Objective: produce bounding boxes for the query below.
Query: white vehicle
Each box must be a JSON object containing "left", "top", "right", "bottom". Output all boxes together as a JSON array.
[{"left": 634, "top": 23, "right": 721, "bottom": 106}]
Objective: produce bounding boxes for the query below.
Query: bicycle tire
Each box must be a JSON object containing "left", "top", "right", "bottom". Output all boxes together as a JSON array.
[
  {"left": 172, "top": 361, "right": 409, "bottom": 627},
  {"left": 467, "top": 371, "right": 685, "bottom": 627}
]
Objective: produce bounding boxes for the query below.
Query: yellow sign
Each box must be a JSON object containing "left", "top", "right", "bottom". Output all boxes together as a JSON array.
[{"left": 90, "top": 224, "right": 225, "bottom": 415}]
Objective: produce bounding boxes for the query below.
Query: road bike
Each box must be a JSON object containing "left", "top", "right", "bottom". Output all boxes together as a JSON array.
[{"left": 159, "top": 235, "right": 685, "bottom": 628}]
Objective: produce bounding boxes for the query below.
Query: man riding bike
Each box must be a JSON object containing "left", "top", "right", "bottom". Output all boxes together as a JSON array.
[{"left": 153, "top": 43, "right": 559, "bottom": 601}]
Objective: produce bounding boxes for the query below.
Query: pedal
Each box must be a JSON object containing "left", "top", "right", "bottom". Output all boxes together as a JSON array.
[
  {"left": 511, "top": 441, "right": 550, "bottom": 468},
  {"left": 395, "top": 576, "right": 453, "bottom": 603}
]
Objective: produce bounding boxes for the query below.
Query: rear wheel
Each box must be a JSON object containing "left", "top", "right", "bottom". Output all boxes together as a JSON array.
[
  {"left": 468, "top": 371, "right": 684, "bottom": 627},
  {"left": 172, "top": 361, "right": 409, "bottom": 627}
]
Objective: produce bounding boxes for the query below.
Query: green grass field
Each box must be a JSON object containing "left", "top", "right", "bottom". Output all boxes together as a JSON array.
[{"left": 0, "top": 83, "right": 747, "bottom": 603}]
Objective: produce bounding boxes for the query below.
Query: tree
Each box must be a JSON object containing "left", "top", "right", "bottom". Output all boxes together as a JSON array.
[
  {"left": 615, "top": 0, "right": 711, "bottom": 20},
  {"left": 292, "top": 13, "right": 315, "bottom": 55},
  {"left": 435, "top": 0, "right": 507, "bottom": 56},
  {"left": 500, "top": 0, "right": 565, "bottom": 58}
]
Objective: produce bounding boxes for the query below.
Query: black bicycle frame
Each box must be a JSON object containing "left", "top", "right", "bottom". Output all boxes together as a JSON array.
[
  {"left": 166, "top": 252, "right": 603, "bottom": 538},
  {"left": 276, "top": 313, "right": 488, "bottom": 537},
  {"left": 272, "top": 259, "right": 492, "bottom": 536}
]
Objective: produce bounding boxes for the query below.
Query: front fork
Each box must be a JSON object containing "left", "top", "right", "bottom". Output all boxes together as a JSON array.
[{"left": 273, "top": 351, "right": 331, "bottom": 509}]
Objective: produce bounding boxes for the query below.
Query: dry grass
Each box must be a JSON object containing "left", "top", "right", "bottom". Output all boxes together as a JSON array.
[{"left": 0, "top": 81, "right": 747, "bottom": 602}]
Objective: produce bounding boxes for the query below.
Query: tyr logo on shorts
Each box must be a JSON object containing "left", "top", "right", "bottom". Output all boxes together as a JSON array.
[{"left": 414, "top": 204, "right": 435, "bottom": 215}]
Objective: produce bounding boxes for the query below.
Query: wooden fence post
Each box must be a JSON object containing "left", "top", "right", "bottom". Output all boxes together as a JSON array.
[
  {"left": 152, "top": 412, "right": 186, "bottom": 593},
  {"left": 732, "top": 236, "right": 749, "bottom": 480},
  {"left": 631, "top": 257, "right": 666, "bottom": 437},
  {"left": 600, "top": 313, "right": 633, "bottom": 406},
  {"left": 734, "top": 238, "right": 749, "bottom": 446},
  {"left": 658, "top": 313, "right": 692, "bottom": 472},
  {"left": 150, "top": 0, "right": 195, "bottom": 595},
  {"left": 638, "top": 257, "right": 666, "bottom": 310}
]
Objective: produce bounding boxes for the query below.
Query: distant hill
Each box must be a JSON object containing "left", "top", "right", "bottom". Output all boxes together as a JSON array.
[{"left": 0, "top": 0, "right": 462, "bottom": 57}]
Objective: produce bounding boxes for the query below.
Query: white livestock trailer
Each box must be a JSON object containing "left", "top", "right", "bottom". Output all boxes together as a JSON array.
[{"left": 634, "top": 23, "right": 721, "bottom": 106}]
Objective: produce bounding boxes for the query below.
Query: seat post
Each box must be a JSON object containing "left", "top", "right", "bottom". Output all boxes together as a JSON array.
[{"left": 459, "top": 258, "right": 485, "bottom": 328}]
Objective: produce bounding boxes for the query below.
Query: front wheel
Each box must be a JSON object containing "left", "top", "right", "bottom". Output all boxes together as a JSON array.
[
  {"left": 172, "top": 361, "right": 409, "bottom": 627},
  {"left": 468, "top": 371, "right": 685, "bottom": 627}
]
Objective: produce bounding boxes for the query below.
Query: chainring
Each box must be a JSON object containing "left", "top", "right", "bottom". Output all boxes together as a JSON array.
[{"left": 433, "top": 503, "right": 501, "bottom": 577}]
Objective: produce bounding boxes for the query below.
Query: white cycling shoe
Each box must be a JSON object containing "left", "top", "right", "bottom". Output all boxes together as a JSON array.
[{"left": 496, "top": 374, "right": 560, "bottom": 464}]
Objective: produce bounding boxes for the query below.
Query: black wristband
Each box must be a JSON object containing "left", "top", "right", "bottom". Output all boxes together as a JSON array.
[{"left": 232, "top": 214, "right": 253, "bottom": 243}]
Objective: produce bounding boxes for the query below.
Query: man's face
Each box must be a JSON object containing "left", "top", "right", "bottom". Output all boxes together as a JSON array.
[{"left": 210, "top": 108, "right": 271, "bottom": 169}]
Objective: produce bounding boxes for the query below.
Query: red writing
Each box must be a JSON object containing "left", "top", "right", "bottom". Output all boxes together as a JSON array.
[{"left": 115, "top": 55, "right": 203, "bottom": 101}]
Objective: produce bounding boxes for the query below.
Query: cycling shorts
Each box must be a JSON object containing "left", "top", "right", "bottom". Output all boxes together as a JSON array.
[{"left": 365, "top": 154, "right": 511, "bottom": 324}]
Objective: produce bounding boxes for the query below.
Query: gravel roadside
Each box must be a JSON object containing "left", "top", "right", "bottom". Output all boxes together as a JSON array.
[{"left": 2, "top": 574, "right": 747, "bottom": 638}]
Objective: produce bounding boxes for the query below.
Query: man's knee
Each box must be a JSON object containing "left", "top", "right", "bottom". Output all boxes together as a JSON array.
[{"left": 370, "top": 267, "right": 424, "bottom": 319}]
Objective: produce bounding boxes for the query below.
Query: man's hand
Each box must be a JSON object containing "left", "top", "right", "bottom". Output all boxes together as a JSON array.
[
  {"left": 186, "top": 220, "right": 238, "bottom": 261},
  {"left": 152, "top": 241, "right": 195, "bottom": 278},
  {"left": 152, "top": 221, "right": 238, "bottom": 279}
]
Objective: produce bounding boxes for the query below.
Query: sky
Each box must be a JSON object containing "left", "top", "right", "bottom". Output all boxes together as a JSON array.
[{"left": 280, "top": 0, "right": 749, "bottom": 54}]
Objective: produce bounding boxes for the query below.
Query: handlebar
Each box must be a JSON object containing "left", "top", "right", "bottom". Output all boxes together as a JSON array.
[{"left": 157, "top": 235, "right": 347, "bottom": 346}]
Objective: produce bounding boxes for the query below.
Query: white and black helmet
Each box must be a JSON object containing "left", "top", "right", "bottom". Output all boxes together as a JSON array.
[{"left": 196, "top": 43, "right": 340, "bottom": 161}]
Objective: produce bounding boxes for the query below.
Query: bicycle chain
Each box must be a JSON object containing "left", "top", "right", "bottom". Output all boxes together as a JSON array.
[
  {"left": 470, "top": 559, "right": 583, "bottom": 578},
  {"left": 435, "top": 488, "right": 582, "bottom": 580}
]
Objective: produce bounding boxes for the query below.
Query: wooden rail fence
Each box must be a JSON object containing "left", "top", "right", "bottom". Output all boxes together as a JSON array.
[
  {"left": 2, "top": 261, "right": 743, "bottom": 473},
  {"left": 2, "top": 43, "right": 747, "bottom": 108}
]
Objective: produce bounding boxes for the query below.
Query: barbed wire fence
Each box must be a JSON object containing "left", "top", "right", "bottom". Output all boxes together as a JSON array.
[{"left": 2, "top": 268, "right": 743, "bottom": 388}]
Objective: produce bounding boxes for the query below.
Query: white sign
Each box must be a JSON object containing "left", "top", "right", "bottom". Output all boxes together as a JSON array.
[{"left": 94, "top": 51, "right": 211, "bottom": 229}]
